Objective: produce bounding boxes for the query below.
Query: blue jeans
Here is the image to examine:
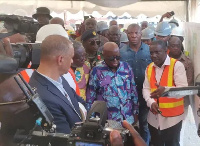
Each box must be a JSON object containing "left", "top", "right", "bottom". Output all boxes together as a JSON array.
[{"left": 139, "top": 105, "right": 150, "bottom": 145}]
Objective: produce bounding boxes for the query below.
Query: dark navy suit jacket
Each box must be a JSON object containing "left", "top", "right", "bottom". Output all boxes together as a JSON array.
[{"left": 29, "top": 71, "right": 85, "bottom": 134}]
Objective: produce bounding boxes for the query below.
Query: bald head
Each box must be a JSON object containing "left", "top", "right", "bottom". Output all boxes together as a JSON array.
[
  {"left": 85, "top": 18, "right": 97, "bottom": 31},
  {"left": 103, "top": 42, "right": 120, "bottom": 69},
  {"left": 103, "top": 42, "right": 119, "bottom": 53},
  {"left": 41, "top": 35, "right": 72, "bottom": 60},
  {"left": 50, "top": 17, "right": 64, "bottom": 27},
  {"left": 109, "top": 20, "right": 118, "bottom": 27}
]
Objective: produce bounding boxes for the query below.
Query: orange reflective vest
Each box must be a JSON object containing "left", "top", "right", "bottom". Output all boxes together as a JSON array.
[
  {"left": 146, "top": 58, "right": 184, "bottom": 117},
  {"left": 68, "top": 68, "right": 80, "bottom": 96}
]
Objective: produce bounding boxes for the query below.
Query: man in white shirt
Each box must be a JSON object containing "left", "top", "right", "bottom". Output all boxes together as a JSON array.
[{"left": 143, "top": 40, "right": 188, "bottom": 146}]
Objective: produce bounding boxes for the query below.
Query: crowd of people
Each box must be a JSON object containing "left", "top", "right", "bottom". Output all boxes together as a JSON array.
[{"left": 0, "top": 6, "right": 195, "bottom": 146}]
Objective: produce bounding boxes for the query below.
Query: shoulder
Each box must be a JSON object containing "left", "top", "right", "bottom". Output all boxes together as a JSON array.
[
  {"left": 120, "top": 61, "right": 131, "bottom": 69},
  {"left": 174, "top": 60, "right": 185, "bottom": 69},
  {"left": 120, "top": 44, "right": 129, "bottom": 53},
  {"left": 141, "top": 42, "right": 150, "bottom": 52},
  {"left": 29, "top": 71, "right": 42, "bottom": 85}
]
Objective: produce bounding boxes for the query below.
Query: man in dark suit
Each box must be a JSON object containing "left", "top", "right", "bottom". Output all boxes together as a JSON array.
[{"left": 29, "top": 35, "right": 85, "bottom": 134}]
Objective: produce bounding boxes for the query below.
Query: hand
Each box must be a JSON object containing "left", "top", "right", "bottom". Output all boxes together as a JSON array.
[
  {"left": 162, "top": 12, "right": 173, "bottom": 19},
  {"left": 151, "top": 102, "right": 159, "bottom": 114},
  {"left": 110, "top": 130, "right": 123, "bottom": 146},
  {"left": 110, "top": 121, "right": 146, "bottom": 146},
  {"left": 150, "top": 83, "right": 165, "bottom": 99},
  {"left": 0, "top": 38, "right": 13, "bottom": 57}
]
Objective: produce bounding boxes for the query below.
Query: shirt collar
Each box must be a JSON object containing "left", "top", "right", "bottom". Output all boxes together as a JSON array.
[
  {"left": 37, "top": 70, "right": 63, "bottom": 86},
  {"left": 178, "top": 53, "right": 186, "bottom": 61},
  {"left": 128, "top": 42, "right": 144, "bottom": 51},
  {"left": 103, "top": 61, "right": 122, "bottom": 71},
  {"left": 153, "top": 55, "right": 170, "bottom": 68}
]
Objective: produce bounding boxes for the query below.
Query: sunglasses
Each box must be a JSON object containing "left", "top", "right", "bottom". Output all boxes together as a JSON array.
[
  {"left": 90, "top": 40, "right": 101, "bottom": 45},
  {"left": 107, "top": 56, "right": 121, "bottom": 61}
]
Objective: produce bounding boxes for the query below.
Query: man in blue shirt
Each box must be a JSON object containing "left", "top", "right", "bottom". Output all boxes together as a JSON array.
[{"left": 120, "top": 24, "right": 152, "bottom": 145}]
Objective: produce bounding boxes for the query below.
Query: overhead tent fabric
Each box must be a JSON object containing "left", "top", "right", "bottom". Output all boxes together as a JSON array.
[{"left": 0, "top": 0, "right": 186, "bottom": 21}]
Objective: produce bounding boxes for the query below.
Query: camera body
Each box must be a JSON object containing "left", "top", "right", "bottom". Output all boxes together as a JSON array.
[
  {"left": 0, "top": 14, "right": 39, "bottom": 35},
  {"left": 67, "top": 121, "right": 108, "bottom": 146},
  {"left": 12, "top": 43, "right": 41, "bottom": 69},
  {"left": 67, "top": 101, "right": 130, "bottom": 146},
  {"left": 68, "top": 121, "right": 130, "bottom": 146}
]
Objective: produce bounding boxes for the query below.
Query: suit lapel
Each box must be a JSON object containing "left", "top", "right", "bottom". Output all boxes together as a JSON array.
[
  {"left": 34, "top": 71, "right": 77, "bottom": 111},
  {"left": 61, "top": 76, "right": 81, "bottom": 114}
]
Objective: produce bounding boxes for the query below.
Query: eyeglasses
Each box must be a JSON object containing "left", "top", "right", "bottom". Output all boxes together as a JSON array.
[
  {"left": 107, "top": 56, "right": 121, "bottom": 61},
  {"left": 90, "top": 40, "right": 101, "bottom": 45}
]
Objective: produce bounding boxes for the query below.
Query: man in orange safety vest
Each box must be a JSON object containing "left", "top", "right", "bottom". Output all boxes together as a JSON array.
[{"left": 143, "top": 40, "right": 188, "bottom": 146}]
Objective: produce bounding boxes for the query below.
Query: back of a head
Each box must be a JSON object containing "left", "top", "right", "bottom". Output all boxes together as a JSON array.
[
  {"left": 50, "top": 17, "right": 64, "bottom": 27},
  {"left": 155, "top": 22, "right": 171, "bottom": 36},
  {"left": 41, "top": 35, "right": 71, "bottom": 59},
  {"left": 36, "top": 24, "right": 69, "bottom": 43}
]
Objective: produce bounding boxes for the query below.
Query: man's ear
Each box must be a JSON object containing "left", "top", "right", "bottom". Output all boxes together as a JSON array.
[{"left": 57, "top": 55, "right": 63, "bottom": 66}]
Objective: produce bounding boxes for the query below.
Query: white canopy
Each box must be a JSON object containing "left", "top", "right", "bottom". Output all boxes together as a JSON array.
[{"left": 0, "top": 0, "right": 186, "bottom": 21}]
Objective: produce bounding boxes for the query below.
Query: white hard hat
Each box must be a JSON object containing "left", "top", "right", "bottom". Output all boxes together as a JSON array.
[
  {"left": 155, "top": 22, "right": 172, "bottom": 36},
  {"left": 36, "top": 24, "right": 69, "bottom": 43},
  {"left": 171, "top": 27, "right": 184, "bottom": 37},
  {"left": 148, "top": 25, "right": 155, "bottom": 31},
  {"left": 65, "top": 25, "right": 74, "bottom": 31},
  {"left": 141, "top": 28, "right": 154, "bottom": 40},
  {"left": 97, "top": 21, "right": 108, "bottom": 32},
  {"left": 120, "top": 32, "right": 129, "bottom": 43},
  {"left": 169, "top": 23, "right": 177, "bottom": 30},
  {"left": 13, "top": 9, "right": 28, "bottom": 16}
]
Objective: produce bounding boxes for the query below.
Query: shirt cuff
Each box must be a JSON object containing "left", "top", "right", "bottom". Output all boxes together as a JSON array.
[{"left": 147, "top": 98, "right": 156, "bottom": 108}]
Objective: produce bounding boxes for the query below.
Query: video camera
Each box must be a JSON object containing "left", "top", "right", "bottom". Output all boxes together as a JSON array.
[
  {"left": 0, "top": 15, "right": 41, "bottom": 73},
  {"left": 0, "top": 14, "right": 39, "bottom": 41}
]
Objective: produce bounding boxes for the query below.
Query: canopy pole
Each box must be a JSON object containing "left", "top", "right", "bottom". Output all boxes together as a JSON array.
[{"left": 186, "top": 0, "right": 189, "bottom": 22}]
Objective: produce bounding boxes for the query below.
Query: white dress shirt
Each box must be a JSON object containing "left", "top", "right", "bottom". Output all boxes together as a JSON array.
[{"left": 143, "top": 55, "right": 188, "bottom": 130}]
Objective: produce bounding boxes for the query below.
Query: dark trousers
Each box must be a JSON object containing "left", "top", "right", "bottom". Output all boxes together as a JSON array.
[
  {"left": 149, "top": 121, "right": 182, "bottom": 146},
  {"left": 138, "top": 106, "right": 150, "bottom": 145}
]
